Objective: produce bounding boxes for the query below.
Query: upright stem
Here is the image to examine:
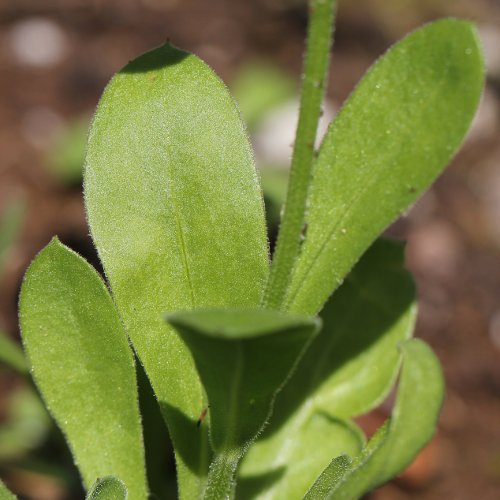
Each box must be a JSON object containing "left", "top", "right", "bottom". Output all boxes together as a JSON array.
[{"left": 263, "top": 0, "right": 337, "bottom": 310}]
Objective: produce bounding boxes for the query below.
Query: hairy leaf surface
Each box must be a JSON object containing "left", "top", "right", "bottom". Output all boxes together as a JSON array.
[
  {"left": 294, "top": 239, "right": 415, "bottom": 418},
  {"left": 238, "top": 415, "right": 362, "bottom": 499},
  {"left": 84, "top": 43, "right": 269, "bottom": 497},
  {"left": 86, "top": 477, "right": 127, "bottom": 500},
  {"left": 239, "top": 239, "right": 414, "bottom": 497},
  {"left": 167, "top": 308, "right": 320, "bottom": 498},
  {"left": 19, "top": 239, "right": 147, "bottom": 499},
  {"left": 308, "top": 339, "right": 444, "bottom": 499},
  {"left": 286, "top": 19, "right": 485, "bottom": 314},
  {"left": 0, "top": 480, "right": 16, "bottom": 500},
  {"left": 303, "top": 455, "right": 351, "bottom": 500}
]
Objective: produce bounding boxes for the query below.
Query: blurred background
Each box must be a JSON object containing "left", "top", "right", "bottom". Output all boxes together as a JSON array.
[{"left": 0, "top": 0, "right": 499, "bottom": 498}]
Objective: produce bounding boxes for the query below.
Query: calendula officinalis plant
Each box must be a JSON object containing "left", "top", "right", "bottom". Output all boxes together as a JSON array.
[{"left": 0, "top": 0, "right": 485, "bottom": 498}]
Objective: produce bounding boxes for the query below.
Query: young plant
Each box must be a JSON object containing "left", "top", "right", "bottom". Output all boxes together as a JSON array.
[{"left": 9, "top": 0, "right": 484, "bottom": 498}]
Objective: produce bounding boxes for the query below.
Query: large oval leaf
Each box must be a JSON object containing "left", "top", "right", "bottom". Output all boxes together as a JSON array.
[
  {"left": 84, "top": 43, "right": 269, "bottom": 496},
  {"left": 286, "top": 19, "right": 484, "bottom": 314},
  {"left": 19, "top": 239, "right": 147, "bottom": 499}
]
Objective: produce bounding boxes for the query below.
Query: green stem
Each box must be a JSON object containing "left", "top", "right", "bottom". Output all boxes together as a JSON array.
[{"left": 263, "top": 0, "right": 337, "bottom": 310}]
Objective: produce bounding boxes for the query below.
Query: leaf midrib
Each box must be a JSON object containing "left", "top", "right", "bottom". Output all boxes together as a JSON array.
[{"left": 168, "top": 187, "right": 196, "bottom": 308}]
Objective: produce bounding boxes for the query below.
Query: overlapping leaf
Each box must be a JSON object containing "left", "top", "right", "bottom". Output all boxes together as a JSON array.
[
  {"left": 84, "top": 42, "right": 269, "bottom": 497},
  {"left": 238, "top": 415, "right": 363, "bottom": 499},
  {"left": 167, "top": 308, "right": 320, "bottom": 498},
  {"left": 285, "top": 19, "right": 485, "bottom": 315},
  {"left": 292, "top": 239, "right": 416, "bottom": 419},
  {"left": 239, "top": 239, "right": 415, "bottom": 497},
  {"left": 19, "top": 239, "right": 147, "bottom": 499},
  {"left": 305, "top": 339, "right": 444, "bottom": 499}
]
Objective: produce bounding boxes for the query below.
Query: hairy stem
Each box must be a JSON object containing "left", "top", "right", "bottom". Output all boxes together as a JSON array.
[{"left": 263, "top": 0, "right": 337, "bottom": 310}]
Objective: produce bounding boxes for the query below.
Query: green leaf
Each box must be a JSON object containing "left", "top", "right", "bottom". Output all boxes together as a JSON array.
[
  {"left": 0, "top": 480, "right": 16, "bottom": 500},
  {"left": 84, "top": 42, "right": 269, "bottom": 497},
  {"left": 315, "top": 339, "right": 444, "bottom": 499},
  {"left": 239, "top": 239, "right": 414, "bottom": 497},
  {"left": 286, "top": 19, "right": 485, "bottom": 315},
  {"left": 238, "top": 415, "right": 363, "bottom": 499},
  {"left": 304, "top": 239, "right": 416, "bottom": 418},
  {"left": 166, "top": 308, "right": 320, "bottom": 498},
  {"left": 330, "top": 422, "right": 389, "bottom": 500},
  {"left": 0, "top": 331, "right": 29, "bottom": 375},
  {"left": 86, "top": 476, "right": 127, "bottom": 500},
  {"left": 303, "top": 455, "right": 351, "bottom": 500},
  {"left": 370, "top": 339, "right": 444, "bottom": 487},
  {"left": 19, "top": 239, "right": 147, "bottom": 499},
  {"left": 167, "top": 309, "right": 320, "bottom": 450}
]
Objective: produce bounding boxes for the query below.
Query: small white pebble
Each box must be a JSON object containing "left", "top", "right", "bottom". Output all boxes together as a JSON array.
[
  {"left": 253, "top": 98, "right": 336, "bottom": 168},
  {"left": 8, "top": 17, "right": 67, "bottom": 67}
]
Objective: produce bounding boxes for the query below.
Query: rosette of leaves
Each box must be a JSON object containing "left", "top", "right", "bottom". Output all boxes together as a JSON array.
[{"left": 13, "top": 1, "right": 483, "bottom": 499}]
